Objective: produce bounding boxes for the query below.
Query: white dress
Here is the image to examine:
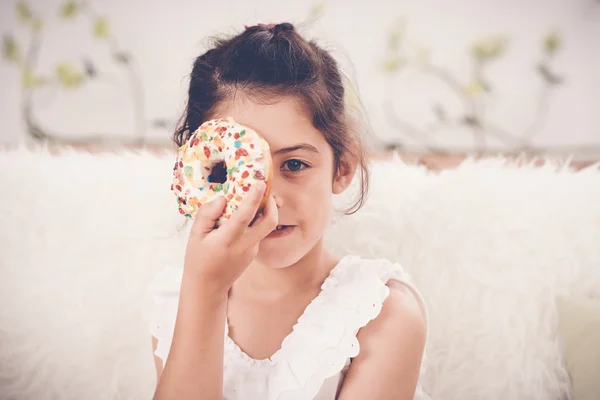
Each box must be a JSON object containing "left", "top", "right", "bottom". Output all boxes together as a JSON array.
[{"left": 146, "top": 255, "right": 430, "bottom": 400}]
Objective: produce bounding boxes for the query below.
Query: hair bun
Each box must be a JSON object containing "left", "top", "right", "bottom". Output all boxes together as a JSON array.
[
  {"left": 251, "top": 22, "right": 294, "bottom": 36},
  {"left": 272, "top": 23, "right": 294, "bottom": 35}
]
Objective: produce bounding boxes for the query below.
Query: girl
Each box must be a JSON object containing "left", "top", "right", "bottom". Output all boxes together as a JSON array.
[{"left": 147, "top": 22, "right": 429, "bottom": 400}]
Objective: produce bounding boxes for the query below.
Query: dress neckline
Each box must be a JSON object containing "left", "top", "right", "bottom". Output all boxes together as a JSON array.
[{"left": 223, "top": 254, "right": 353, "bottom": 367}]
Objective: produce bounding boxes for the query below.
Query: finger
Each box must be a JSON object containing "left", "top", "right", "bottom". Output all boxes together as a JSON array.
[
  {"left": 246, "top": 195, "right": 278, "bottom": 243},
  {"left": 221, "top": 181, "right": 266, "bottom": 239},
  {"left": 189, "top": 196, "right": 227, "bottom": 240}
]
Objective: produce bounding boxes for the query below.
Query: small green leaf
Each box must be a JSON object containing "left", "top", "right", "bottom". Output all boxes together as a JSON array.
[
  {"left": 387, "top": 20, "right": 405, "bottom": 50},
  {"left": 3, "top": 35, "right": 21, "bottom": 63},
  {"left": 544, "top": 31, "right": 561, "bottom": 55},
  {"left": 93, "top": 17, "right": 110, "bottom": 38},
  {"left": 56, "top": 62, "right": 84, "bottom": 88},
  {"left": 409, "top": 41, "right": 430, "bottom": 66},
  {"left": 16, "top": 1, "right": 33, "bottom": 23},
  {"left": 472, "top": 36, "right": 508, "bottom": 61},
  {"left": 22, "top": 68, "right": 46, "bottom": 88},
  {"left": 463, "top": 80, "right": 486, "bottom": 96},
  {"left": 32, "top": 17, "right": 43, "bottom": 32},
  {"left": 308, "top": 1, "right": 326, "bottom": 19},
  {"left": 382, "top": 54, "right": 403, "bottom": 73},
  {"left": 60, "top": 1, "right": 79, "bottom": 19},
  {"left": 21, "top": 68, "right": 46, "bottom": 89}
]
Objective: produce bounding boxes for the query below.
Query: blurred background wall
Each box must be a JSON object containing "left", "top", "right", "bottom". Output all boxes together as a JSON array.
[{"left": 1, "top": 0, "right": 599, "bottom": 160}]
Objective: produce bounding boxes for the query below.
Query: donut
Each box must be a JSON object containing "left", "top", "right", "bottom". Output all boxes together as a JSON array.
[{"left": 171, "top": 117, "right": 272, "bottom": 225}]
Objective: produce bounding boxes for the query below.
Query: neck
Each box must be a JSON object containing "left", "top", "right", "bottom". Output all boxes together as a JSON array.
[{"left": 233, "top": 240, "right": 340, "bottom": 299}]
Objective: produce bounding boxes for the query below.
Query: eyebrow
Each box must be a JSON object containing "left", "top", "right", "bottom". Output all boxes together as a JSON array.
[{"left": 272, "top": 143, "right": 319, "bottom": 156}]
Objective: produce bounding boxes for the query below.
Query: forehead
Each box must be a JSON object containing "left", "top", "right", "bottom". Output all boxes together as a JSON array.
[{"left": 213, "top": 96, "right": 326, "bottom": 152}]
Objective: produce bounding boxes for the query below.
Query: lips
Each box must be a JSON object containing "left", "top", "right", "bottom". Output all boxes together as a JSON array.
[{"left": 266, "top": 225, "right": 295, "bottom": 238}]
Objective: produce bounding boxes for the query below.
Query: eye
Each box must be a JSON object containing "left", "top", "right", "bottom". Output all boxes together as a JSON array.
[{"left": 282, "top": 159, "right": 308, "bottom": 172}]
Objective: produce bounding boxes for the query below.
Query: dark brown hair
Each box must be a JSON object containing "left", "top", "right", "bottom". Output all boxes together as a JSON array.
[{"left": 173, "top": 22, "right": 369, "bottom": 214}]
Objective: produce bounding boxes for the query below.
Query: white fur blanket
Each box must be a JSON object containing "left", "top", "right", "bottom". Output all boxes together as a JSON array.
[{"left": 0, "top": 147, "right": 599, "bottom": 399}]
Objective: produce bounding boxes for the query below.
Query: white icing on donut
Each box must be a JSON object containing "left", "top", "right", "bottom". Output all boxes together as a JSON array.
[{"left": 172, "top": 116, "right": 271, "bottom": 225}]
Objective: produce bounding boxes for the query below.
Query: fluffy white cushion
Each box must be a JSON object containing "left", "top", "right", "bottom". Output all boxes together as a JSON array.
[{"left": 0, "top": 147, "right": 599, "bottom": 400}]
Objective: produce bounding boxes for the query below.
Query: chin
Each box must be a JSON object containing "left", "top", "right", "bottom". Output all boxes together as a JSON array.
[{"left": 256, "top": 240, "right": 310, "bottom": 269}]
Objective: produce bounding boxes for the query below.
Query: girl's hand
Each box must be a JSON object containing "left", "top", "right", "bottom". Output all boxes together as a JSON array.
[{"left": 182, "top": 181, "right": 277, "bottom": 293}]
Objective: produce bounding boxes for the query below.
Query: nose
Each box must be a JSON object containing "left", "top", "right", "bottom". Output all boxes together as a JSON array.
[
  {"left": 273, "top": 194, "right": 284, "bottom": 208},
  {"left": 269, "top": 176, "right": 284, "bottom": 208}
]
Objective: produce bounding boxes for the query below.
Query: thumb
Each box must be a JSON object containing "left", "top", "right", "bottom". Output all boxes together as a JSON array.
[{"left": 190, "top": 196, "right": 227, "bottom": 240}]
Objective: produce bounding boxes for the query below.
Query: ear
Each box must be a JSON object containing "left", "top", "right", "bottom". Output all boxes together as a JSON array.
[{"left": 332, "top": 156, "right": 358, "bottom": 195}]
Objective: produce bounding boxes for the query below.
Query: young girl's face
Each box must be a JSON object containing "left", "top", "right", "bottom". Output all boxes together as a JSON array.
[{"left": 214, "top": 95, "right": 350, "bottom": 268}]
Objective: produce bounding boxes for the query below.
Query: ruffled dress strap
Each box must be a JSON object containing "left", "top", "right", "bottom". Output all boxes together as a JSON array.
[{"left": 248, "top": 255, "right": 429, "bottom": 400}]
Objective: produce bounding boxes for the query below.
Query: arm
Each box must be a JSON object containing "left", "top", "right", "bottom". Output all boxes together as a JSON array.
[
  {"left": 337, "top": 280, "right": 427, "bottom": 400},
  {"left": 153, "top": 279, "right": 228, "bottom": 400},
  {"left": 151, "top": 182, "right": 277, "bottom": 400}
]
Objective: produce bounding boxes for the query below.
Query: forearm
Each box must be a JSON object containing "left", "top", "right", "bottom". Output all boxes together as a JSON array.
[{"left": 154, "top": 272, "right": 228, "bottom": 400}]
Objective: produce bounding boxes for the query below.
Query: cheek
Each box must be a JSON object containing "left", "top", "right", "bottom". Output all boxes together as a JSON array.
[{"left": 293, "top": 173, "right": 333, "bottom": 224}]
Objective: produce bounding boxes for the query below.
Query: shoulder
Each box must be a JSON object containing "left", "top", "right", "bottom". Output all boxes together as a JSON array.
[
  {"left": 358, "top": 280, "right": 427, "bottom": 347},
  {"left": 378, "top": 280, "right": 427, "bottom": 340},
  {"left": 337, "top": 262, "right": 428, "bottom": 398},
  {"left": 345, "top": 256, "right": 428, "bottom": 361}
]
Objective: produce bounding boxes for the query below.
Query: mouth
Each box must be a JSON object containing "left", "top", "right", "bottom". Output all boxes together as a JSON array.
[{"left": 266, "top": 225, "right": 295, "bottom": 238}]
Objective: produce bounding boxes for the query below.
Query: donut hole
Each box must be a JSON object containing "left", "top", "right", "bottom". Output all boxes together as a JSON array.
[{"left": 207, "top": 160, "right": 227, "bottom": 184}]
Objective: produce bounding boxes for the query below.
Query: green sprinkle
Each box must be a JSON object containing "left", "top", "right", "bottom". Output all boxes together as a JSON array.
[
  {"left": 213, "top": 184, "right": 223, "bottom": 192},
  {"left": 223, "top": 182, "right": 230, "bottom": 193},
  {"left": 201, "top": 132, "right": 209, "bottom": 141},
  {"left": 237, "top": 160, "right": 244, "bottom": 166},
  {"left": 212, "top": 148, "right": 219, "bottom": 154},
  {"left": 239, "top": 129, "right": 246, "bottom": 137},
  {"left": 183, "top": 166, "right": 193, "bottom": 176},
  {"left": 227, "top": 166, "right": 239, "bottom": 175}
]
